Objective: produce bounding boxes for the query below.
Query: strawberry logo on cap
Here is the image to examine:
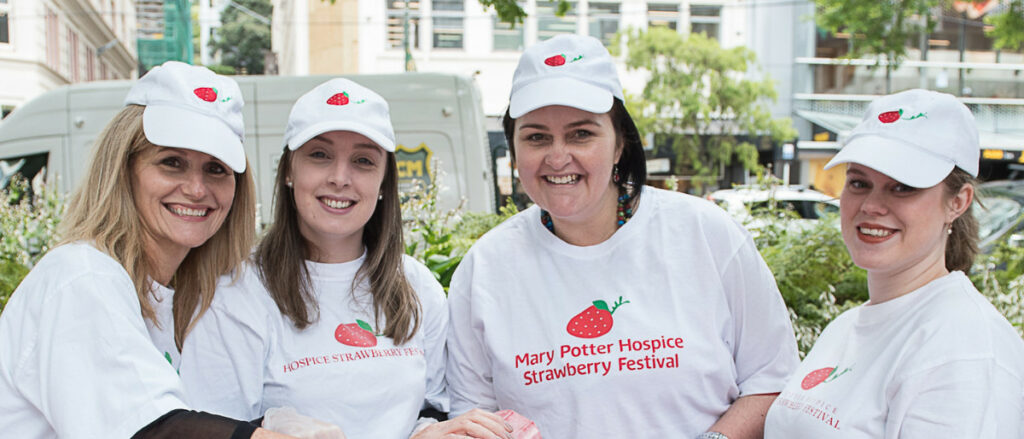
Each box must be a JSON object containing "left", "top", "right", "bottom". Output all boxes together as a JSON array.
[
  {"left": 194, "top": 87, "right": 218, "bottom": 102},
  {"left": 326, "top": 92, "right": 366, "bottom": 106},
  {"left": 544, "top": 53, "right": 584, "bottom": 67},
  {"left": 878, "top": 109, "right": 928, "bottom": 124}
]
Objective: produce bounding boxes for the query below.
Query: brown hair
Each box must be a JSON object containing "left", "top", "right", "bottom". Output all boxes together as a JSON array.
[
  {"left": 60, "top": 105, "right": 256, "bottom": 350},
  {"left": 254, "top": 147, "right": 420, "bottom": 345},
  {"left": 942, "top": 168, "right": 979, "bottom": 273}
]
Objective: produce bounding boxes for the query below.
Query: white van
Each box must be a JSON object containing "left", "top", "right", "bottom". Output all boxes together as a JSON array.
[{"left": 0, "top": 73, "right": 496, "bottom": 220}]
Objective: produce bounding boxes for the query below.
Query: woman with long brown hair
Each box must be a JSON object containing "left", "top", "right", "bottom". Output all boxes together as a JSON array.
[
  {"left": 0, "top": 62, "right": 295, "bottom": 438},
  {"left": 181, "top": 78, "right": 513, "bottom": 439}
]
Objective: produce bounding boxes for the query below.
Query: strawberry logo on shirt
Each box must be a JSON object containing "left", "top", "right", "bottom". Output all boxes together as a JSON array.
[
  {"left": 334, "top": 319, "right": 378, "bottom": 347},
  {"left": 800, "top": 365, "right": 851, "bottom": 390},
  {"left": 193, "top": 87, "right": 218, "bottom": 102},
  {"left": 877, "top": 109, "right": 927, "bottom": 124},
  {"left": 566, "top": 296, "right": 629, "bottom": 338}
]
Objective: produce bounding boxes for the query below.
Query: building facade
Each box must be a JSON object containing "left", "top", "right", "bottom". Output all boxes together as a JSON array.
[{"left": 0, "top": 0, "right": 137, "bottom": 118}]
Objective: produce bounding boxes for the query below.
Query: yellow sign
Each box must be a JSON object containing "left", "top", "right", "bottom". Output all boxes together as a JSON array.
[
  {"left": 982, "top": 149, "right": 1005, "bottom": 160},
  {"left": 813, "top": 131, "right": 830, "bottom": 142},
  {"left": 395, "top": 142, "right": 433, "bottom": 190}
]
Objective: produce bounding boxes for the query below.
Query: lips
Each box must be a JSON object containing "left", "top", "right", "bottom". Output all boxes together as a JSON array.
[
  {"left": 544, "top": 174, "right": 579, "bottom": 185},
  {"left": 856, "top": 223, "right": 898, "bottom": 243},
  {"left": 166, "top": 203, "right": 211, "bottom": 219},
  {"left": 320, "top": 196, "right": 355, "bottom": 210}
]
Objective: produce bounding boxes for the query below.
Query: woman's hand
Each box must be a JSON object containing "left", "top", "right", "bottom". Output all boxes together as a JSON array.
[{"left": 410, "top": 409, "right": 514, "bottom": 439}]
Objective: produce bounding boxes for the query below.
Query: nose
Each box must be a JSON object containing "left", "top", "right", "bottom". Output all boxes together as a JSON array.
[
  {"left": 326, "top": 160, "right": 351, "bottom": 187},
  {"left": 181, "top": 169, "right": 208, "bottom": 200},
  {"left": 859, "top": 187, "right": 889, "bottom": 216},
  {"left": 544, "top": 140, "right": 572, "bottom": 169}
]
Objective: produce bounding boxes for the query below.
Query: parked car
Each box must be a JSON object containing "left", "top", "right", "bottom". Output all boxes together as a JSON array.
[
  {"left": 976, "top": 180, "right": 1024, "bottom": 252},
  {"left": 707, "top": 185, "right": 840, "bottom": 223}
]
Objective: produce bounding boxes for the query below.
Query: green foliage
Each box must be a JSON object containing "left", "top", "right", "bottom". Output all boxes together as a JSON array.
[
  {"left": 0, "top": 177, "right": 64, "bottom": 312},
  {"left": 204, "top": 64, "right": 238, "bottom": 75},
  {"left": 616, "top": 27, "right": 797, "bottom": 191},
  {"left": 209, "top": 0, "right": 271, "bottom": 74},
  {"left": 972, "top": 242, "right": 1024, "bottom": 336},
  {"left": 814, "top": 0, "right": 942, "bottom": 65},
  {"left": 986, "top": 0, "right": 1024, "bottom": 51}
]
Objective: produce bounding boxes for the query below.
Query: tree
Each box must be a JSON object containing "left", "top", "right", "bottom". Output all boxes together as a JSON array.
[
  {"left": 813, "top": 0, "right": 943, "bottom": 93},
  {"left": 209, "top": 0, "right": 272, "bottom": 74},
  {"left": 986, "top": 0, "right": 1024, "bottom": 50},
  {"left": 616, "top": 27, "right": 797, "bottom": 191}
]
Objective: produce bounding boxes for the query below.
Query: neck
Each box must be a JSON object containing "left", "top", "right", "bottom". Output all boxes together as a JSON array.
[
  {"left": 549, "top": 185, "right": 622, "bottom": 247},
  {"left": 144, "top": 239, "right": 188, "bottom": 286},
  {"left": 308, "top": 236, "right": 365, "bottom": 264},
  {"left": 866, "top": 254, "right": 950, "bottom": 305}
]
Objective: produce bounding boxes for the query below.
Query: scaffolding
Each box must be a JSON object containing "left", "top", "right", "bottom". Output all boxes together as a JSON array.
[{"left": 136, "top": 0, "right": 193, "bottom": 72}]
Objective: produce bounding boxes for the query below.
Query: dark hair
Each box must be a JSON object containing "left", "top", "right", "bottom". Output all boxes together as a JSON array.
[
  {"left": 254, "top": 147, "right": 420, "bottom": 345},
  {"left": 942, "top": 168, "right": 979, "bottom": 273},
  {"left": 502, "top": 98, "right": 646, "bottom": 198}
]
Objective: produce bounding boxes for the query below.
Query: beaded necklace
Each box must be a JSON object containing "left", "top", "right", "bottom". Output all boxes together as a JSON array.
[{"left": 540, "top": 189, "right": 635, "bottom": 234}]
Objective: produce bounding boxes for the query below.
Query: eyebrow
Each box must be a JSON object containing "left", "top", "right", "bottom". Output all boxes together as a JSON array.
[
  {"left": 846, "top": 167, "right": 867, "bottom": 177},
  {"left": 519, "top": 118, "right": 603, "bottom": 131},
  {"left": 353, "top": 143, "right": 385, "bottom": 155}
]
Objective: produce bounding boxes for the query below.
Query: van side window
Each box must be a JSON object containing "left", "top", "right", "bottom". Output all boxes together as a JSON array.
[{"left": 1, "top": 152, "right": 49, "bottom": 196}]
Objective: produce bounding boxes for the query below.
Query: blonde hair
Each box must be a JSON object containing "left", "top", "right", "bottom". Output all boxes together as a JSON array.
[
  {"left": 255, "top": 149, "right": 421, "bottom": 345},
  {"left": 60, "top": 105, "right": 256, "bottom": 350}
]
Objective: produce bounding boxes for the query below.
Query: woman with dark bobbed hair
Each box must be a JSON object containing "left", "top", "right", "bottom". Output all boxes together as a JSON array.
[
  {"left": 446, "top": 34, "right": 799, "bottom": 439},
  {"left": 764, "top": 89, "right": 1024, "bottom": 438}
]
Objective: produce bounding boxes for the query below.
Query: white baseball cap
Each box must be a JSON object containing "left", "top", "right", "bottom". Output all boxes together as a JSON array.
[
  {"left": 825, "top": 89, "right": 979, "bottom": 188},
  {"left": 283, "top": 78, "right": 396, "bottom": 152},
  {"left": 124, "top": 61, "right": 247, "bottom": 173},
  {"left": 509, "top": 34, "right": 624, "bottom": 118}
]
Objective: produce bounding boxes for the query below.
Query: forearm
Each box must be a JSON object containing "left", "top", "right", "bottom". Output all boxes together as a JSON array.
[
  {"left": 706, "top": 393, "right": 778, "bottom": 439},
  {"left": 132, "top": 409, "right": 285, "bottom": 439}
]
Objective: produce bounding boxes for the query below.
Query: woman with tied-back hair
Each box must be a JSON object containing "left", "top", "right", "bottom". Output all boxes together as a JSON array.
[
  {"left": 181, "top": 78, "right": 513, "bottom": 439},
  {"left": 0, "top": 61, "right": 297, "bottom": 438},
  {"left": 764, "top": 89, "right": 1024, "bottom": 438}
]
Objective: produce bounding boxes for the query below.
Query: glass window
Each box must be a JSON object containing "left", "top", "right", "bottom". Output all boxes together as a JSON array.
[
  {"left": 0, "top": 153, "right": 48, "bottom": 192},
  {"left": 386, "top": 0, "right": 421, "bottom": 50},
  {"left": 648, "top": 3, "right": 679, "bottom": 30},
  {"left": 690, "top": 4, "right": 721, "bottom": 40},
  {"left": 431, "top": 0, "right": 463, "bottom": 49},
  {"left": 493, "top": 14, "right": 524, "bottom": 51},
  {"left": 537, "top": 1, "right": 576, "bottom": 41},
  {"left": 588, "top": 2, "right": 619, "bottom": 47},
  {"left": 0, "top": 12, "right": 8, "bottom": 44}
]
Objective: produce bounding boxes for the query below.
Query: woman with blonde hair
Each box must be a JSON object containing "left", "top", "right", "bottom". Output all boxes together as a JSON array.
[
  {"left": 0, "top": 61, "right": 294, "bottom": 438},
  {"left": 182, "top": 78, "right": 512, "bottom": 439}
]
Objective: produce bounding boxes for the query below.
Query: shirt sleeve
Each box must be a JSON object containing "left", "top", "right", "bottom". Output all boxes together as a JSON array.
[
  {"left": 179, "top": 283, "right": 270, "bottom": 421},
  {"left": 11, "top": 272, "right": 188, "bottom": 439},
  {"left": 886, "top": 358, "right": 1020, "bottom": 439},
  {"left": 413, "top": 260, "right": 451, "bottom": 414},
  {"left": 719, "top": 238, "right": 800, "bottom": 396},
  {"left": 445, "top": 255, "right": 499, "bottom": 416}
]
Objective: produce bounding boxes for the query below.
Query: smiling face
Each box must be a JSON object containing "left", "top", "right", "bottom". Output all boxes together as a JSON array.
[
  {"left": 513, "top": 105, "right": 623, "bottom": 228},
  {"left": 131, "top": 146, "right": 236, "bottom": 266},
  {"left": 840, "top": 163, "right": 970, "bottom": 281},
  {"left": 288, "top": 130, "right": 387, "bottom": 263}
]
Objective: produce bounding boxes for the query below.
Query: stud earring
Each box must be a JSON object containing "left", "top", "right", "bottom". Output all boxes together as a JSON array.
[
  {"left": 285, "top": 181, "right": 293, "bottom": 188},
  {"left": 947, "top": 226, "right": 953, "bottom": 235},
  {"left": 378, "top": 194, "right": 384, "bottom": 200}
]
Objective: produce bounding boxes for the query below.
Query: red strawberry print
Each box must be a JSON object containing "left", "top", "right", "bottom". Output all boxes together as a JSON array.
[
  {"left": 877, "top": 109, "right": 903, "bottom": 123},
  {"left": 327, "top": 92, "right": 350, "bottom": 106},
  {"left": 566, "top": 296, "right": 629, "bottom": 338},
  {"left": 800, "top": 367, "right": 834, "bottom": 390},
  {"left": 334, "top": 319, "right": 377, "bottom": 347},
  {"left": 544, "top": 54, "right": 566, "bottom": 66},
  {"left": 193, "top": 87, "right": 218, "bottom": 102}
]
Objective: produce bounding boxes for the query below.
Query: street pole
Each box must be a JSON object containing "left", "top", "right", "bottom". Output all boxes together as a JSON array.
[{"left": 403, "top": 1, "right": 412, "bottom": 72}]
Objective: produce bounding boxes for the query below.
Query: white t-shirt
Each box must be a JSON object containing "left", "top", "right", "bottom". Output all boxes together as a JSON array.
[
  {"left": 180, "top": 254, "right": 449, "bottom": 439},
  {"left": 764, "top": 271, "right": 1024, "bottom": 439},
  {"left": 0, "top": 243, "right": 188, "bottom": 439},
  {"left": 446, "top": 186, "right": 800, "bottom": 438},
  {"left": 149, "top": 281, "right": 181, "bottom": 372}
]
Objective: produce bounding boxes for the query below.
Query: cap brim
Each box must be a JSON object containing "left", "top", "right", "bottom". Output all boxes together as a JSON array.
[
  {"left": 509, "top": 76, "right": 614, "bottom": 118},
  {"left": 824, "top": 134, "right": 954, "bottom": 188},
  {"left": 286, "top": 120, "right": 396, "bottom": 152},
  {"left": 143, "top": 106, "right": 247, "bottom": 173}
]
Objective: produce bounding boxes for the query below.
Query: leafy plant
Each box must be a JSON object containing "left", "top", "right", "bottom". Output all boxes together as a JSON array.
[{"left": 0, "top": 176, "right": 64, "bottom": 311}]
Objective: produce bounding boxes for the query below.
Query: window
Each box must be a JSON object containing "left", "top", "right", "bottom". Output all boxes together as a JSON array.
[
  {"left": 69, "top": 30, "right": 79, "bottom": 82},
  {"left": 648, "top": 2, "right": 679, "bottom": 30},
  {"left": 432, "top": 0, "right": 464, "bottom": 49},
  {"left": 588, "top": 2, "right": 619, "bottom": 46},
  {"left": 492, "top": 1, "right": 524, "bottom": 51},
  {"left": 386, "top": 0, "right": 420, "bottom": 50},
  {"left": 690, "top": 4, "right": 721, "bottom": 40},
  {"left": 86, "top": 47, "right": 95, "bottom": 81},
  {"left": 45, "top": 9, "right": 59, "bottom": 70},
  {"left": 1, "top": 105, "right": 13, "bottom": 119},
  {"left": 537, "top": 1, "right": 576, "bottom": 41},
  {"left": 0, "top": 153, "right": 48, "bottom": 192},
  {"left": 0, "top": 5, "right": 8, "bottom": 44}
]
